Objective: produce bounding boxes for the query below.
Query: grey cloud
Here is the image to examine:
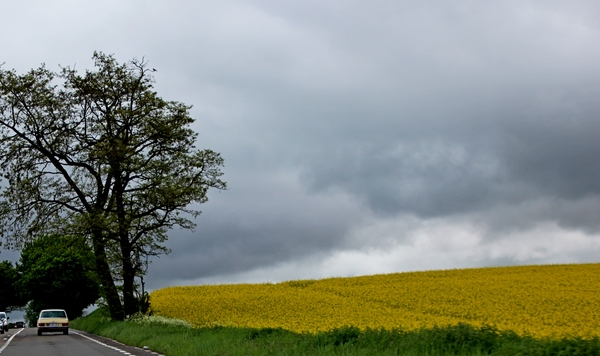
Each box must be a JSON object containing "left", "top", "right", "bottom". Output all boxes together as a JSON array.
[
  {"left": 500, "top": 89, "right": 600, "bottom": 201},
  {"left": 148, "top": 223, "right": 339, "bottom": 289},
  {"left": 299, "top": 83, "right": 600, "bottom": 230},
  {"left": 280, "top": 1, "right": 600, "bottom": 232},
  {"left": 146, "top": 165, "right": 364, "bottom": 287},
  {"left": 478, "top": 196, "right": 600, "bottom": 237}
]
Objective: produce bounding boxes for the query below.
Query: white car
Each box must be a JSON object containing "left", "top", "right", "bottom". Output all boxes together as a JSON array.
[
  {"left": 37, "top": 309, "right": 69, "bottom": 335},
  {"left": 0, "top": 312, "right": 7, "bottom": 333}
]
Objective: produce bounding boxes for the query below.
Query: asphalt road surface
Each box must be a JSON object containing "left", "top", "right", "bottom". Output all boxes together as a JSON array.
[{"left": 0, "top": 328, "right": 162, "bottom": 356}]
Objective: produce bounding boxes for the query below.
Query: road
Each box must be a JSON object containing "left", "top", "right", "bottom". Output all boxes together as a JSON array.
[{"left": 0, "top": 327, "right": 162, "bottom": 356}]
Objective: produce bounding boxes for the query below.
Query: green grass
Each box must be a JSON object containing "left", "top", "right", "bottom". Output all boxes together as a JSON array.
[{"left": 71, "top": 308, "right": 600, "bottom": 355}]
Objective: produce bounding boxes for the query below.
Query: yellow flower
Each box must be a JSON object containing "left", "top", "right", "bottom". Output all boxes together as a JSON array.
[{"left": 150, "top": 263, "right": 600, "bottom": 339}]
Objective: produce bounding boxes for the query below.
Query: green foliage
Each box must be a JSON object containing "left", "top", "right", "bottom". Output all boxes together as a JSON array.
[
  {"left": 23, "top": 304, "right": 39, "bottom": 327},
  {"left": 245, "top": 327, "right": 290, "bottom": 341},
  {"left": 18, "top": 235, "right": 100, "bottom": 320},
  {"left": 316, "top": 326, "right": 362, "bottom": 346},
  {"left": 0, "top": 260, "right": 26, "bottom": 310},
  {"left": 137, "top": 291, "right": 151, "bottom": 315},
  {"left": 71, "top": 308, "right": 600, "bottom": 356}
]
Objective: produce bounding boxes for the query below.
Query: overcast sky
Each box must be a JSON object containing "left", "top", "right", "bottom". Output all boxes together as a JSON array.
[{"left": 1, "top": 0, "right": 599, "bottom": 290}]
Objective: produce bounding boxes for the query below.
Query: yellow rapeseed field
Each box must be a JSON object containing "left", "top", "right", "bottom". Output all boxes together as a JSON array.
[{"left": 150, "top": 263, "right": 600, "bottom": 339}]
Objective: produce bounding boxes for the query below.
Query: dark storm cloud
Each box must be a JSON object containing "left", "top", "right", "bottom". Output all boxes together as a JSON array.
[
  {"left": 149, "top": 224, "right": 336, "bottom": 288},
  {"left": 281, "top": 1, "right": 600, "bottom": 233},
  {"left": 299, "top": 84, "right": 600, "bottom": 224},
  {"left": 500, "top": 90, "right": 600, "bottom": 201}
]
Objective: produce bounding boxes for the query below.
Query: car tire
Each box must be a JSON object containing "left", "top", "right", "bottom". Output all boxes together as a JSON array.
[
  {"left": 0, "top": 328, "right": 3, "bottom": 334},
  {"left": 63, "top": 330, "right": 68, "bottom": 335},
  {"left": 38, "top": 330, "right": 42, "bottom": 336}
]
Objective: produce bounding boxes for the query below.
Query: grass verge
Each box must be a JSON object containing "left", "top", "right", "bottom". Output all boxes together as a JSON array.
[{"left": 71, "top": 308, "right": 600, "bottom": 355}]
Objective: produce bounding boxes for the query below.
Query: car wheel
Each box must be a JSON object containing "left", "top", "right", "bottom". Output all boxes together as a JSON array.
[
  {"left": 38, "top": 330, "right": 42, "bottom": 336},
  {"left": 63, "top": 330, "right": 68, "bottom": 335}
]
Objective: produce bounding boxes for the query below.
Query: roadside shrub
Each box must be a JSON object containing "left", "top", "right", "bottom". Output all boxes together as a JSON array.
[{"left": 317, "top": 326, "right": 362, "bottom": 346}]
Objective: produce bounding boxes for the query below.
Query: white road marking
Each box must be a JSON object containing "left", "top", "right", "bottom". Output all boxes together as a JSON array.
[
  {"left": 71, "top": 331, "right": 134, "bottom": 355},
  {"left": 0, "top": 328, "right": 25, "bottom": 353},
  {"left": 0, "top": 328, "right": 162, "bottom": 355}
]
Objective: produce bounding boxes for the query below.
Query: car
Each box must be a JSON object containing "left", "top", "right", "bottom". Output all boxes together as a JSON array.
[
  {"left": 15, "top": 320, "right": 25, "bottom": 328},
  {"left": 0, "top": 312, "right": 8, "bottom": 332},
  {"left": 37, "top": 309, "right": 69, "bottom": 335}
]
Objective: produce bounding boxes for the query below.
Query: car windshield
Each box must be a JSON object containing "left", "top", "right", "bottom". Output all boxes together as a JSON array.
[{"left": 41, "top": 311, "right": 66, "bottom": 318}]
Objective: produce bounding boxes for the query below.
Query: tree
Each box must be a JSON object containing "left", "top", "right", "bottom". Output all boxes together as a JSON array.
[
  {"left": 0, "top": 52, "right": 226, "bottom": 319},
  {"left": 17, "top": 235, "right": 100, "bottom": 320},
  {"left": 0, "top": 260, "right": 26, "bottom": 311}
]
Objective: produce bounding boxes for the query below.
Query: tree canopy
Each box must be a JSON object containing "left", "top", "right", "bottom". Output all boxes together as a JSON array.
[
  {"left": 18, "top": 235, "right": 100, "bottom": 321},
  {"left": 0, "top": 260, "right": 26, "bottom": 311},
  {"left": 0, "top": 52, "right": 226, "bottom": 319}
]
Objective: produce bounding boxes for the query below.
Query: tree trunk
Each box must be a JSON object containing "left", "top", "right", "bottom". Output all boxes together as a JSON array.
[
  {"left": 120, "top": 241, "right": 138, "bottom": 316},
  {"left": 91, "top": 229, "right": 125, "bottom": 321}
]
